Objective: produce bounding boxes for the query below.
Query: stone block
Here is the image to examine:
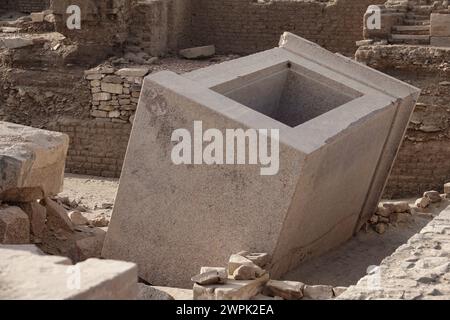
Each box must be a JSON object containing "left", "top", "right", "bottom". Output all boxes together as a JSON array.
[
  {"left": 101, "top": 83, "right": 123, "bottom": 95},
  {"left": 19, "top": 201, "right": 47, "bottom": 239},
  {"left": 0, "top": 206, "right": 30, "bottom": 244},
  {"left": 0, "top": 248, "right": 138, "bottom": 299},
  {"left": 0, "top": 122, "right": 69, "bottom": 202},
  {"left": 116, "top": 68, "right": 150, "bottom": 77},
  {"left": 431, "top": 37, "right": 450, "bottom": 47},
  {"left": 430, "top": 14, "right": 450, "bottom": 37},
  {"left": 102, "top": 33, "right": 420, "bottom": 288},
  {"left": 179, "top": 45, "right": 216, "bottom": 59}
]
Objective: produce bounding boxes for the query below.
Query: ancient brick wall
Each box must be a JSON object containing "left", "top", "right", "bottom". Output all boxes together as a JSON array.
[
  {"left": 48, "top": 119, "right": 131, "bottom": 178},
  {"left": 2, "top": 0, "right": 49, "bottom": 13},
  {"left": 189, "top": 0, "right": 380, "bottom": 56},
  {"left": 356, "top": 45, "right": 450, "bottom": 198}
]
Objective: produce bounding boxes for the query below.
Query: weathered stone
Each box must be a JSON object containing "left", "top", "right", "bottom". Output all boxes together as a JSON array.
[
  {"left": 84, "top": 67, "right": 115, "bottom": 75},
  {"left": 102, "top": 32, "right": 420, "bottom": 288},
  {"left": 103, "top": 75, "right": 123, "bottom": 84},
  {"left": 0, "top": 248, "right": 137, "bottom": 299},
  {"left": 19, "top": 201, "right": 46, "bottom": 239},
  {"left": 229, "top": 254, "right": 264, "bottom": 277},
  {"left": 233, "top": 265, "right": 265, "bottom": 280},
  {"left": 332, "top": 286, "right": 347, "bottom": 297},
  {"left": 445, "top": 183, "right": 450, "bottom": 195},
  {"left": 245, "top": 253, "right": 270, "bottom": 268},
  {"left": 30, "top": 13, "right": 45, "bottom": 23},
  {"left": 431, "top": 14, "right": 450, "bottom": 37},
  {"left": 116, "top": 68, "right": 149, "bottom": 77},
  {"left": 152, "top": 286, "right": 193, "bottom": 300},
  {"left": 0, "top": 122, "right": 69, "bottom": 202},
  {"left": 375, "top": 223, "right": 387, "bottom": 234},
  {"left": 199, "top": 267, "right": 228, "bottom": 283},
  {"left": 376, "top": 205, "right": 392, "bottom": 217},
  {"left": 101, "top": 83, "right": 123, "bottom": 95},
  {"left": 193, "top": 273, "right": 269, "bottom": 300},
  {"left": 416, "top": 197, "right": 431, "bottom": 208},
  {"left": 42, "top": 197, "right": 74, "bottom": 232},
  {"left": 0, "top": 206, "right": 30, "bottom": 244},
  {"left": 90, "top": 215, "right": 109, "bottom": 227},
  {"left": 431, "top": 37, "right": 450, "bottom": 47},
  {"left": 68, "top": 211, "right": 88, "bottom": 226},
  {"left": 86, "top": 74, "right": 103, "bottom": 80},
  {"left": 424, "top": 191, "right": 442, "bottom": 203},
  {"left": 91, "top": 110, "right": 108, "bottom": 118},
  {"left": 92, "top": 92, "right": 111, "bottom": 101},
  {"left": 179, "top": 45, "right": 215, "bottom": 59},
  {"left": 0, "top": 37, "right": 34, "bottom": 49},
  {"left": 303, "top": 284, "right": 334, "bottom": 300},
  {"left": 137, "top": 283, "right": 174, "bottom": 300},
  {"left": 264, "top": 280, "right": 304, "bottom": 300},
  {"left": 392, "top": 201, "right": 410, "bottom": 213},
  {"left": 75, "top": 227, "right": 106, "bottom": 260},
  {"left": 192, "top": 270, "right": 227, "bottom": 285}
]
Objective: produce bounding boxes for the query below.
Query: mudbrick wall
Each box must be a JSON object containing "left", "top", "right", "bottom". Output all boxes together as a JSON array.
[
  {"left": 189, "top": 0, "right": 381, "bottom": 56},
  {"left": 356, "top": 45, "right": 450, "bottom": 198},
  {"left": 1, "top": 0, "right": 49, "bottom": 13}
]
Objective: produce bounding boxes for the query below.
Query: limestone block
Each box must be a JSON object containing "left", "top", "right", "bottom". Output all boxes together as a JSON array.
[
  {"left": 303, "top": 285, "right": 334, "bottom": 300},
  {"left": 0, "top": 248, "right": 138, "bottom": 299},
  {"left": 430, "top": 14, "right": 450, "bottom": 37},
  {"left": 0, "top": 38, "right": 34, "bottom": 49},
  {"left": 444, "top": 182, "right": 450, "bottom": 195},
  {"left": 0, "top": 244, "right": 44, "bottom": 255},
  {"left": 30, "top": 13, "right": 45, "bottom": 23},
  {"left": 42, "top": 197, "right": 74, "bottom": 232},
  {"left": 0, "top": 122, "right": 68, "bottom": 202},
  {"left": 179, "top": 45, "right": 216, "bottom": 59},
  {"left": 102, "top": 32, "right": 420, "bottom": 288},
  {"left": 0, "top": 206, "right": 30, "bottom": 244},
  {"left": 137, "top": 283, "right": 174, "bottom": 300}
]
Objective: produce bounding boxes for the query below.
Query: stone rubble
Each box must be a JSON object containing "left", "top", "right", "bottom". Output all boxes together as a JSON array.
[{"left": 191, "top": 252, "right": 348, "bottom": 300}]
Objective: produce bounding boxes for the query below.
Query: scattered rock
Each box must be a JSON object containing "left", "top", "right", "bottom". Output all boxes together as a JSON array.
[
  {"left": 90, "top": 215, "right": 109, "bottom": 227},
  {"left": 75, "top": 227, "right": 106, "bottom": 260},
  {"left": 68, "top": 211, "right": 88, "bottom": 226},
  {"left": 264, "top": 280, "right": 304, "bottom": 300},
  {"left": 233, "top": 264, "right": 265, "bottom": 280},
  {"left": 415, "top": 197, "right": 431, "bottom": 209},
  {"left": 332, "top": 286, "right": 348, "bottom": 297},
  {"left": 42, "top": 198, "right": 74, "bottom": 232},
  {"left": 192, "top": 270, "right": 227, "bottom": 285},
  {"left": 228, "top": 254, "right": 265, "bottom": 279},
  {"left": 375, "top": 223, "right": 387, "bottom": 234},
  {"left": 423, "top": 191, "right": 442, "bottom": 203},
  {"left": 303, "top": 285, "right": 334, "bottom": 300},
  {"left": 179, "top": 45, "right": 216, "bottom": 59},
  {"left": 245, "top": 253, "right": 270, "bottom": 268}
]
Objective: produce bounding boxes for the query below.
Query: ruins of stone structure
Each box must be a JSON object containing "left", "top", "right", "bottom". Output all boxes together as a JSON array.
[{"left": 102, "top": 32, "right": 420, "bottom": 288}]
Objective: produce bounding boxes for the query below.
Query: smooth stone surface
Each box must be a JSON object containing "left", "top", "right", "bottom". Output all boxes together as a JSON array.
[{"left": 264, "top": 280, "right": 304, "bottom": 300}]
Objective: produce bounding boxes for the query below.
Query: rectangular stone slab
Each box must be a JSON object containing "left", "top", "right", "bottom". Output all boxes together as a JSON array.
[
  {"left": 102, "top": 32, "right": 420, "bottom": 288},
  {"left": 0, "top": 121, "right": 69, "bottom": 202}
]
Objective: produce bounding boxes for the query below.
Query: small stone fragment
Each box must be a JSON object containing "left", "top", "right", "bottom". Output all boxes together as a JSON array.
[
  {"left": 423, "top": 191, "right": 442, "bottom": 203},
  {"left": 42, "top": 198, "right": 74, "bottom": 232},
  {"left": 332, "top": 286, "right": 347, "bottom": 297},
  {"left": 264, "top": 280, "right": 304, "bottom": 300},
  {"left": 192, "top": 270, "right": 227, "bottom": 285},
  {"left": 303, "top": 285, "right": 334, "bottom": 300},
  {"left": 68, "top": 211, "right": 88, "bottom": 226},
  {"left": 374, "top": 223, "right": 387, "bottom": 234},
  {"left": 415, "top": 197, "right": 430, "bottom": 209},
  {"left": 245, "top": 253, "right": 270, "bottom": 268}
]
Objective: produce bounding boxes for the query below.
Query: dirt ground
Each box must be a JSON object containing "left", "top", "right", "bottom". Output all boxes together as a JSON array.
[{"left": 60, "top": 173, "right": 448, "bottom": 287}]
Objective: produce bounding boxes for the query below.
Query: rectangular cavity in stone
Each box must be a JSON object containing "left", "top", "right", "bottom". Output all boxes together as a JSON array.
[{"left": 212, "top": 62, "right": 362, "bottom": 127}]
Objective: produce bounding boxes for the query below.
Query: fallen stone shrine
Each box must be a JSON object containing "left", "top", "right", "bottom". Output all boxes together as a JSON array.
[{"left": 102, "top": 32, "right": 421, "bottom": 288}]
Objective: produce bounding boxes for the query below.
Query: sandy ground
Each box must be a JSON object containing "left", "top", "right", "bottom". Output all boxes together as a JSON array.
[
  {"left": 59, "top": 173, "right": 119, "bottom": 218},
  {"left": 61, "top": 173, "right": 448, "bottom": 287}
]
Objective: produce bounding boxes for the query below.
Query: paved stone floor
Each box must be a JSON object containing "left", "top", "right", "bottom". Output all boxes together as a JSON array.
[{"left": 339, "top": 203, "right": 450, "bottom": 299}]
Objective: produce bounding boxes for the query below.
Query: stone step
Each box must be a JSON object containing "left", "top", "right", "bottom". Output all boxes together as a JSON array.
[
  {"left": 404, "top": 19, "right": 431, "bottom": 25},
  {"left": 390, "top": 33, "right": 430, "bottom": 44},
  {"left": 392, "top": 25, "right": 430, "bottom": 35}
]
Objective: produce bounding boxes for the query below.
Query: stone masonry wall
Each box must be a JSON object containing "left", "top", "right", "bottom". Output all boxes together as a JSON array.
[
  {"left": 356, "top": 45, "right": 450, "bottom": 198},
  {"left": 189, "top": 0, "right": 381, "bottom": 56}
]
